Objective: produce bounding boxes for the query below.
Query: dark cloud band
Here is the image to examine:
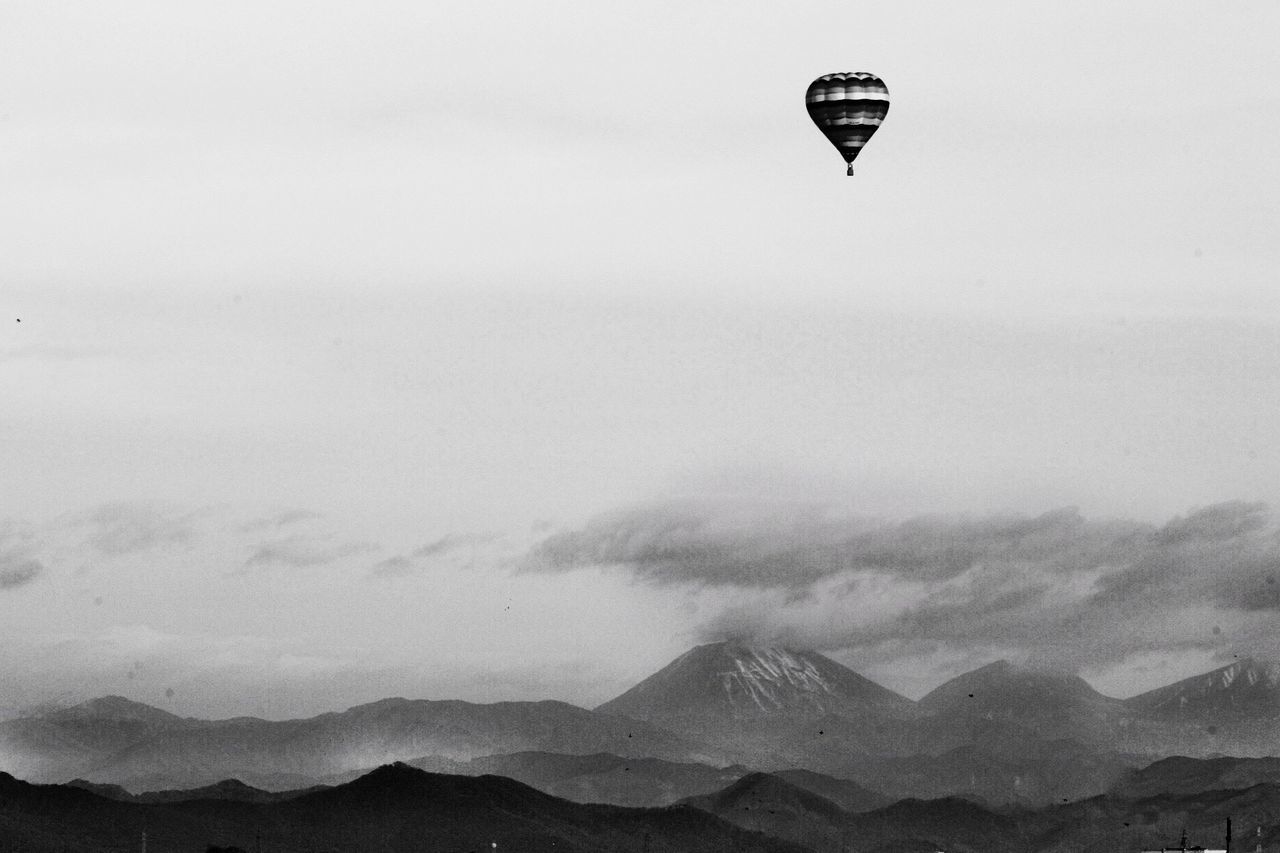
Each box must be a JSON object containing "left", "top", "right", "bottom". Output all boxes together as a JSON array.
[{"left": 528, "top": 500, "right": 1280, "bottom": 670}]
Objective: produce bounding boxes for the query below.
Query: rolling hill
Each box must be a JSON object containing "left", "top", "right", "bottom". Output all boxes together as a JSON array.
[{"left": 0, "top": 763, "right": 807, "bottom": 853}]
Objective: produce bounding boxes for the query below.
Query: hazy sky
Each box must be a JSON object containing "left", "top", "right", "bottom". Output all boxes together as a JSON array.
[{"left": 2, "top": 1, "right": 1279, "bottom": 718}]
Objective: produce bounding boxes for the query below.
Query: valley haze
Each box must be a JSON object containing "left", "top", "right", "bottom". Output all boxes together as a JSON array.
[{"left": 4, "top": 642, "right": 1280, "bottom": 851}]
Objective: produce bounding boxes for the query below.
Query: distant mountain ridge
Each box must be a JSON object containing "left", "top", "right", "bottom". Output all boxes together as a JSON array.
[
  {"left": 6, "top": 644, "right": 1280, "bottom": 804},
  {"left": 0, "top": 695, "right": 718, "bottom": 791},
  {"left": 427, "top": 751, "right": 753, "bottom": 807},
  {"left": 14, "top": 762, "right": 1277, "bottom": 853},
  {"left": 42, "top": 695, "right": 191, "bottom": 726},
  {"left": 1107, "top": 755, "right": 1280, "bottom": 798}
]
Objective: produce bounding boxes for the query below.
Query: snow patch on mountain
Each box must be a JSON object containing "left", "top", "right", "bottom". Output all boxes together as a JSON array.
[{"left": 720, "top": 647, "right": 836, "bottom": 712}]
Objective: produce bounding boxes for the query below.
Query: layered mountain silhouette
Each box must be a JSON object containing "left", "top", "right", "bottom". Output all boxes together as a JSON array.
[
  {"left": 0, "top": 695, "right": 716, "bottom": 791},
  {"left": 682, "top": 772, "right": 1274, "bottom": 853},
  {"left": 348, "top": 751, "right": 756, "bottom": 808},
  {"left": 0, "top": 764, "right": 805, "bottom": 853},
  {"left": 829, "top": 739, "right": 1140, "bottom": 806},
  {"left": 1107, "top": 754, "right": 1280, "bottom": 798},
  {"left": 65, "top": 776, "right": 326, "bottom": 803},
  {"left": 5, "top": 642, "right": 1280, "bottom": 813}
]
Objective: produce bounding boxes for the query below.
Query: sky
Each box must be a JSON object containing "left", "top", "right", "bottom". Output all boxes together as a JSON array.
[{"left": 2, "top": 1, "right": 1279, "bottom": 719}]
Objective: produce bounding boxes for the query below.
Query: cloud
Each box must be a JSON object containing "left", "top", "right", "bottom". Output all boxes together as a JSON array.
[
  {"left": 68, "top": 502, "right": 205, "bottom": 556},
  {"left": 370, "top": 533, "right": 499, "bottom": 579},
  {"left": 0, "top": 556, "right": 41, "bottom": 589},
  {"left": 239, "top": 509, "right": 324, "bottom": 532},
  {"left": 530, "top": 501, "right": 1151, "bottom": 587},
  {"left": 1153, "top": 501, "right": 1270, "bottom": 545},
  {"left": 528, "top": 500, "right": 1280, "bottom": 675},
  {"left": 0, "top": 519, "right": 44, "bottom": 590},
  {"left": 369, "top": 555, "right": 416, "bottom": 579},
  {"left": 530, "top": 500, "right": 878, "bottom": 587},
  {"left": 243, "top": 534, "right": 379, "bottom": 570},
  {"left": 412, "top": 533, "right": 493, "bottom": 559}
]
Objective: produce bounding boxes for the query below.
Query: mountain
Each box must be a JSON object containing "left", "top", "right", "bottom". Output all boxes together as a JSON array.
[
  {"left": 11, "top": 754, "right": 1280, "bottom": 853},
  {"left": 0, "top": 696, "right": 717, "bottom": 791},
  {"left": 599, "top": 642, "right": 914, "bottom": 725},
  {"left": 12, "top": 648, "right": 1280, "bottom": 804},
  {"left": 0, "top": 764, "right": 806, "bottom": 853},
  {"left": 682, "top": 772, "right": 849, "bottom": 848},
  {"left": 136, "top": 777, "right": 328, "bottom": 803},
  {"left": 0, "top": 696, "right": 197, "bottom": 781},
  {"left": 687, "top": 774, "right": 1280, "bottom": 853},
  {"left": 63, "top": 778, "right": 134, "bottom": 800},
  {"left": 41, "top": 696, "right": 189, "bottom": 727},
  {"left": 102, "top": 750, "right": 891, "bottom": 812},
  {"left": 596, "top": 642, "right": 917, "bottom": 763},
  {"left": 1122, "top": 658, "right": 1280, "bottom": 756},
  {"left": 843, "top": 796, "right": 1025, "bottom": 853},
  {"left": 1108, "top": 755, "right": 1280, "bottom": 798},
  {"left": 917, "top": 659, "right": 1131, "bottom": 747},
  {"left": 832, "top": 738, "right": 1140, "bottom": 806},
  {"left": 1127, "top": 657, "right": 1280, "bottom": 718},
  {"left": 684, "top": 774, "right": 1023, "bottom": 853},
  {"left": 1023, "top": 784, "right": 1278, "bottom": 853},
  {"left": 770, "top": 769, "right": 892, "bottom": 813},
  {"left": 458, "top": 751, "right": 751, "bottom": 807},
  {"left": 66, "top": 776, "right": 326, "bottom": 803}
]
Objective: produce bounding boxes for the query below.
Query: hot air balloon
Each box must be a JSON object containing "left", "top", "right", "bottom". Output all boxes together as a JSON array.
[{"left": 805, "top": 72, "right": 889, "bottom": 175}]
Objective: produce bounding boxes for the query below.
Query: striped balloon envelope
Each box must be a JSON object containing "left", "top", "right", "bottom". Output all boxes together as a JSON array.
[{"left": 805, "top": 72, "right": 889, "bottom": 175}]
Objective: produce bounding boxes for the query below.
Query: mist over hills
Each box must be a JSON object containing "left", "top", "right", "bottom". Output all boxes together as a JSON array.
[
  {"left": 5, "top": 641, "right": 1280, "bottom": 814},
  {"left": 0, "top": 695, "right": 717, "bottom": 792},
  {"left": 12, "top": 762, "right": 1280, "bottom": 853}
]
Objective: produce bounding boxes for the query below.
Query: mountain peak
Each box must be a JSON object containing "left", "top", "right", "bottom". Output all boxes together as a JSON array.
[
  {"left": 686, "top": 771, "right": 848, "bottom": 823},
  {"left": 917, "top": 659, "right": 1121, "bottom": 742},
  {"left": 1128, "top": 656, "right": 1280, "bottom": 717},
  {"left": 362, "top": 761, "right": 424, "bottom": 782},
  {"left": 597, "top": 642, "right": 912, "bottom": 725},
  {"left": 42, "top": 696, "right": 183, "bottom": 725}
]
